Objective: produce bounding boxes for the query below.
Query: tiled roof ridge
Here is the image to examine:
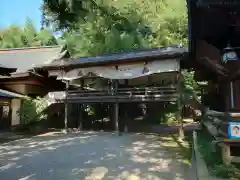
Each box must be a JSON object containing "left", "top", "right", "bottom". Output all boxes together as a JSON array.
[{"left": 0, "top": 45, "right": 62, "bottom": 52}]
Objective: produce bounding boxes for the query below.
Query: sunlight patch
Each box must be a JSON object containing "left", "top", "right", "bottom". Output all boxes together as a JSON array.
[
  {"left": 0, "top": 162, "right": 16, "bottom": 171},
  {"left": 85, "top": 166, "right": 108, "bottom": 180},
  {"left": 19, "top": 173, "right": 36, "bottom": 180}
]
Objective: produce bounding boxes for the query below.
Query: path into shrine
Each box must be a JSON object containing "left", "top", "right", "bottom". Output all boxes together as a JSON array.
[{"left": 0, "top": 131, "right": 196, "bottom": 180}]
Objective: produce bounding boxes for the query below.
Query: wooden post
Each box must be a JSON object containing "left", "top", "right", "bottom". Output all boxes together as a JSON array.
[
  {"left": 78, "top": 104, "right": 83, "bottom": 130},
  {"left": 222, "top": 144, "right": 232, "bottom": 165},
  {"left": 124, "top": 80, "right": 129, "bottom": 133},
  {"left": 124, "top": 106, "right": 128, "bottom": 133},
  {"left": 114, "top": 80, "right": 119, "bottom": 134},
  {"left": 177, "top": 70, "right": 184, "bottom": 140},
  {"left": 64, "top": 80, "right": 69, "bottom": 132},
  {"left": 78, "top": 79, "right": 84, "bottom": 130},
  {"left": 230, "top": 81, "right": 235, "bottom": 109}
]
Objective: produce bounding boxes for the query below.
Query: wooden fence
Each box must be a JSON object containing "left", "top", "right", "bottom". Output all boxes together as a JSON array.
[
  {"left": 63, "top": 86, "right": 179, "bottom": 103},
  {"left": 202, "top": 108, "right": 240, "bottom": 165}
]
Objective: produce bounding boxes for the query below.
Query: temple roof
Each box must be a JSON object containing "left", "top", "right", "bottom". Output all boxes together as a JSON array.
[
  {"left": 34, "top": 46, "right": 187, "bottom": 70},
  {"left": 0, "top": 64, "right": 17, "bottom": 75},
  {"left": 0, "top": 46, "right": 68, "bottom": 73},
  {"left": 0, "top": 88, "right": 25, "bottom": 98}
]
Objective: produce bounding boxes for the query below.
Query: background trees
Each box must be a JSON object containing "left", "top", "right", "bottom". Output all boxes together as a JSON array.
[
  {"left": 42, "top": 0, "right": 188, "bottom": 57},
  {"left": 0, "top": 0, "right": 188, "bottom": 54},
  {"left": 0, "top": 19, "right": 57, "bottom": 48}
]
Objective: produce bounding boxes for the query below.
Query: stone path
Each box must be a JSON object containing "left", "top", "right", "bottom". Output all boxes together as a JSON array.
[{"left": 0, "top": 132, "right": 193, "bottom": 180}]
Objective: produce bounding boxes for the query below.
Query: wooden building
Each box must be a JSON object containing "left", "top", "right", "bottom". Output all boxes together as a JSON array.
[
  {"left": 0, "top": 65, "right": 23, "bottom": 130},
  {"left": 187, "top": 0, "right": 240, "bottom": 164},
  {"left": 187, "top": 0, "right": 240, "bottom": 111},
  {"left": 34, "top": 47, "right": 187, "bottom": 133},
  {"left": 0, "top": 46, "right": 67, "bottom": 129}
]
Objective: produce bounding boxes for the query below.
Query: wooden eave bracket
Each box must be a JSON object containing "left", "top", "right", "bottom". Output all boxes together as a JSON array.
[{"left": 199, "top": 57, "right": 229, "bottom": 76}]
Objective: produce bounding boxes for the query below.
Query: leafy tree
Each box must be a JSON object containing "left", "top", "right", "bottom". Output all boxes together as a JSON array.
[
  {"left": 63, "top": 16, "right": 150, "bottom": 57},
  {"left": 0, "top": 25, "right": 26, "bottom": 48},
  {"left": 43, "top": 0, "right": 188, "bottom": 57},
  {"left": 0, "top": 19, "right": 57, "bottom": 48}
]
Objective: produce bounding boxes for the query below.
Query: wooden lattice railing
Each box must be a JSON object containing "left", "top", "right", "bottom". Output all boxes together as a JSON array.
[
  {"left": 65, "top": 86, "right": 179, "bottom": 103},
  {"left": 203, "top": 109, "right": 231, "bottom": 138},
  {"left": 202, "top": 108, "right": 240, "bottom": 164}
]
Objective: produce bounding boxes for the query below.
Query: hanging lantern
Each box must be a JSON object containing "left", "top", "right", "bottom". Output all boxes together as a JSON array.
[{"left": 222, "top": 43, "right": 239, "bottom": 63}]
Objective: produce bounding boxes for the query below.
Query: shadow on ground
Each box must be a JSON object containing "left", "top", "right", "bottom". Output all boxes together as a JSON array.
[{"left": 0, "top": 131, "right": 192, "bottom": 180}]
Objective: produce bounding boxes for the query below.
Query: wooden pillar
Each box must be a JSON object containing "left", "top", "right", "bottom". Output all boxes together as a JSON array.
[
  {"left": 124, "top": 105, "right": 128, "bottom": 133},
  {"left": 114, "top": 80, "right": 119, "bottom": 134},
  {"left": 114, "top": 101, "right": 119, "bottom": 133},
  {"left": 77, "top": 104, "right": 83, "bottom": 130},
  {"left": 177, "top": 71, "right": 184, "bottom": 140},
  {"left": 64, "top": 80, "right": 69, "bottom": 132},
  {"left": 230, "top": 81, "right": 235, "bottom": 109},
  {"left": 124, "top": 80, "right": 129, "bottom": 133},
  {"left": 222, "top": 144, "right": 232, "bottom": 165},
  {"left": 78, "top": 79, "right": 84, "bottom": 130}
]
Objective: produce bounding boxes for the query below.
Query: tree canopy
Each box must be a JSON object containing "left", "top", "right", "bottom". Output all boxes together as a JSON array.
[
  {"left": 42, "top": 0, "right": 188, "bottom": 58},
  {"left": 0, "top": 19, "right": 57, "bottom": 49}
]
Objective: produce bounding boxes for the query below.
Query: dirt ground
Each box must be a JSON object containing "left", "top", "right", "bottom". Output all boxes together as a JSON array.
[{"left": 0, "top": 131, "right": 195, "bottom": 180}]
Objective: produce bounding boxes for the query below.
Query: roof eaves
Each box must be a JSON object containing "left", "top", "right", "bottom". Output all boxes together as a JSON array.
[
  {"left": 0, "top": 89, "right": 25, "bottom": 98},
  {"left": 34, "top": 47, "right": 188, "bottom": 70},
  {"left": 0, "top": 45, "right": 62, "bottom": 52}
]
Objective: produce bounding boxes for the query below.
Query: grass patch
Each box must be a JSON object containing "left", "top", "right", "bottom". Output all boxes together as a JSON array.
[{"left": 197, "top": 128, "right": 240, "bottom": 180}]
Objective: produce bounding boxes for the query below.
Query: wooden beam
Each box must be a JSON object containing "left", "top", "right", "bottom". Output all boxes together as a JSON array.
[
  {"left": 114, "top": 80, "right": 119, "bottom": 134},
  {"left": 177, "top": 70, "right": 184, "bottom": 140},
  {"left": 64, "top": 80, "right": 69, "bottom": 132},
  {"left": 78, "top": 79, "right": 84, "bottom": 130}
]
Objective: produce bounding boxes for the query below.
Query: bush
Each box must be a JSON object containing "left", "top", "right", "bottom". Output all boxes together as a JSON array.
[{"left": 19, "top": 97, "right": 48, "bottom": 124}]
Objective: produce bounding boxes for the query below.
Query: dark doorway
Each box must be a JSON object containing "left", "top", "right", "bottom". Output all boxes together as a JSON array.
[{"left": 0, "top": 104, "right": 11, "bottom": 130}]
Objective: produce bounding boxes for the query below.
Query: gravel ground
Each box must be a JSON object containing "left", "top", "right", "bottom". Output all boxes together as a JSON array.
[{"left": 0, "top": 131, "right": 193, "bottom": 180}]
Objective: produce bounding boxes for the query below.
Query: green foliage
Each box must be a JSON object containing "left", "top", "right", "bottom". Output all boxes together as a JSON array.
[
  {"left": 198, "top": 129, "right": 240, "bottom": 179},
  {"left": 0, "top": 19, "right": 57, "bottom": 49},
  {"left": 146, "top": 102, "right": 179, "bottom": 125},
  {"left": 181, "top": 70, "right": 200, "bottom": 104},
  {"left": 19, "top": 97, "right": 48, "bottom": 124},
  {"left": 63, "top": 17, "right": 149, "bottom": 58},
  {"left": 43, "top": 0, "right": 188, "bottom": 57},
  {"left": 162, "top": 112, "right": 178, "bottom": 125},
  {"left": 42, "top": 0, "right": 89, "bottom": 30}
]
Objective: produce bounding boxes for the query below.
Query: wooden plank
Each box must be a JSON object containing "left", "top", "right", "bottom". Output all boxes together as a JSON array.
[
  {"left": 68, "top": 91, "right": 177, "bottom": 97},
  {"left": 223, "top": 138, "right": 240, "bottom": 143},
  {"left": 69, "top": 89, "right": 177, "bottom": 94},
  {"left": 69, "top": 86, "right": 178, "bottom": 93},
  {"left": 67, "top": 94, "right": 179, "bottom": 100},
  {"left": 62, "top": 97, "right": 178, "bottom": 103},
  {"left": 67, "top": 97, "right": 178, "bottom": 101},
  {"left": 202, "top": 121, "right": 219, "bottom": 138},
  {"left": 206, "top": 109, "right": 240, "bottom": 117}
]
